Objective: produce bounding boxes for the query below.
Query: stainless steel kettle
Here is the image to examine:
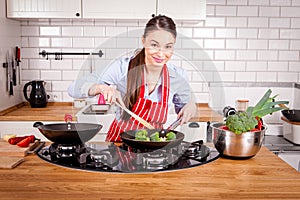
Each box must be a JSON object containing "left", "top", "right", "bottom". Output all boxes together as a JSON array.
[{"left": 23, "top": 80, "right": 50, "bottom": 108}]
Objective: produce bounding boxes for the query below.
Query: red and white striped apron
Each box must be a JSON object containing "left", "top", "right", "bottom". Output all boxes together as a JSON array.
[{"left": 106, "top": 65, "right": 170, "bottom": 142}]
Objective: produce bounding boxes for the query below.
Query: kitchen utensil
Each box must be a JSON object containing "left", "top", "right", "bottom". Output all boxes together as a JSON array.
[
  {"left": 120, "top": 129, "right": 185, "bottom": 150},
  {"left": 23, "top": 80, "right": 50, "bottom": 108},
  {"left": 0, "top": 156, "right": 24, "bottom": 169},
  {"left": 15, "top": 46, "right": 21, "bottom": 85},
  {"left": 33, "top": 121, "right": 102, "bottom": 144},
  {"left": 211, "top": 122, "right": 266, "bottom": 159},
  {"left": 90, "top": 94, "right": 110, "bottom": 112},
  {"left": 11, "top": 53, "right": 16, "bottom": 86},
  {"left": 281, "top": 109, "right": 300, "bottom": 122},
  {"left": 6, "top": 52, "right": 13, "bottom": 95},
  {"left": 166, "top": 116, "right": 182, "bottom": 130},
  {"left": 114, "top": 101, "right": 155, "bottom": 129}
]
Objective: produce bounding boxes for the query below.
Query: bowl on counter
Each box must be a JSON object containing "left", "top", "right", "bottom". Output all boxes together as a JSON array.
[{"left": 211, "top": 122, "right": 266, "bottom": 159}]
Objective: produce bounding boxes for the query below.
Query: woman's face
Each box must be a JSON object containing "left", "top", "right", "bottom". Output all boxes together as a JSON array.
[{"left": 142, "top": 29, "right": 175, "bottom": 68}]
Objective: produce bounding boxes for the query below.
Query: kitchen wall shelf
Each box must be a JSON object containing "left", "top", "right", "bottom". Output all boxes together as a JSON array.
[{"left": 39, "top": 50, "right": 104, "bottom": 60}]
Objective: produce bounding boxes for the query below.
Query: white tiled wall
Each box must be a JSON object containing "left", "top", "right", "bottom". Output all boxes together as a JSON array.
[
  {"left": 0, "top": 0, "right": 22, "bottom": 111},
  {"left": 19, "top": 0, "right": 300, "bottom": 117}
]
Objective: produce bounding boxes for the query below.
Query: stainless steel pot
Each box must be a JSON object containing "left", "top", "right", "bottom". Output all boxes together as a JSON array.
[{"left": 211, "top": 122, "right": 266, "bottom": 159}]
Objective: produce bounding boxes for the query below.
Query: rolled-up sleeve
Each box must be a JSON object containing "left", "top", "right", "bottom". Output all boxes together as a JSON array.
[
  {"left": 68, "top": 58, "right": 129, "bottom": 99},
  {"left": 168, "top": 65, "right": 192, "bottom": 113}
]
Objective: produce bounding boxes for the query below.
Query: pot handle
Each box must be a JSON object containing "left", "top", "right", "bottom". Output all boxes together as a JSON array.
[{"left": 33, "top": 121, "right": 44, "bottom": 128}]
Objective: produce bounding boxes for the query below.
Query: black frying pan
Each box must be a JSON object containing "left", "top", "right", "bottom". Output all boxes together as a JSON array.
[
  {"left": 33, "top": 122, "right": 102, "bottom": 145},
  {"left": 282, "top": 110, "right": 300, "bottom": 122},
  {"left": 120, "top": 129, "right": 185, "bottom": 150}
]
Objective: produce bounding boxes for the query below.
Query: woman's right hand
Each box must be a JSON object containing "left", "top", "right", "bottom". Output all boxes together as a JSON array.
[{"left": 88, "top": 84, "right": 124, "bottom": 106}]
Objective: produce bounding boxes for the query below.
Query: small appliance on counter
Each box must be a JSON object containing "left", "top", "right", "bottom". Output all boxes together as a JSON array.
[
  {"left": 23, "top": 80, "right": 49, "bottom": 108},
  {"left": 282, "top": 116, "right": 300, "bottom": 145}
]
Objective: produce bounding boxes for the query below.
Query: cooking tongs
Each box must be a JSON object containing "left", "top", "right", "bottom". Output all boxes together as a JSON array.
[
  {"left": 166, "top": 116, "right": 183, "bottom": 130},
  {"left": 114, "top": 101, "right": 155, "bottom": 129}
]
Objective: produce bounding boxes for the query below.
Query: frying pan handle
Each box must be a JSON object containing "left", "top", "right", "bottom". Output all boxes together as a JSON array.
[{"left": 33, "top": 121, "right": 44, "bottom": 128}]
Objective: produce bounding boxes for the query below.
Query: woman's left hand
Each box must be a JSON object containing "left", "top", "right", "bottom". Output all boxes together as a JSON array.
[{"left": 178, "top": 102, "right": 197, "bottom": 125}]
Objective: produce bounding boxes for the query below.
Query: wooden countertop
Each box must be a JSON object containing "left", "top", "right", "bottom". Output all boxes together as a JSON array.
[
  {"left": 0, "top": 102, "right": 222, "bottom": 122},
  {"left": 0, "top": 146, "right": 299, "bottom": 200},
  {"left": 0, "top": 102, "right": 80, "bottom": 121}
]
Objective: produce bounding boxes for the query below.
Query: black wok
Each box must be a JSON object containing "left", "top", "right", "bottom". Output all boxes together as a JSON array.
[
  {"left": 33, "top": 122, "right": 102, "bottom": 145},
  {"left": 120, "top": 129, "right": 185, "bottom": 150},
  {"left": 282, "top": 110, "right": 300, "bottom": 122}
]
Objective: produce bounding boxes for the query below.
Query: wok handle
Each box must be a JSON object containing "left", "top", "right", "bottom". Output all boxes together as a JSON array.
[{"left": 33, "top": 121, "right": 44, "bottom": 128}]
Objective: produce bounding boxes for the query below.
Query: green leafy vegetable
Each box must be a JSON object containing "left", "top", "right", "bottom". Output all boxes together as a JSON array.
[
  {"left": 225, "top": 112, "right": 257, "bottom": 134},
  {"left": 225, "top": 89, "right": 289, "bottom": 134}
]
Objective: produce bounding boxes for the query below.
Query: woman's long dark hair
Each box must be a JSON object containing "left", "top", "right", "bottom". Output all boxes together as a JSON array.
[{"left": 122, "top": 15, "right": 177, "bottom": 120}]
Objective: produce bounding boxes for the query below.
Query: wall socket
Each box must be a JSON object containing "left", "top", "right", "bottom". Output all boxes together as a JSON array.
[{"left": 48, "top": 92, "right": 62, "bottom": 101}]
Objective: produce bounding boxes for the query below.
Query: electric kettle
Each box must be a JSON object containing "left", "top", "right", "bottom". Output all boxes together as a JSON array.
[{"left": 23, "top": 80, "right": 50, "bottom": 108}]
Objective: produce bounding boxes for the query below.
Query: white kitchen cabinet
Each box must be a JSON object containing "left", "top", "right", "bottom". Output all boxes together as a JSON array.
[
  {"left": 82, "top": 0, "right": 156, "bottom": 19},
  {"left": 157, "top": 0, "right": 206, "bottom": 20},
  {"left": 83, "top": 0, "right": 206, "bottom": 20},
  {"left": 6, "top": 0, "right": 81, "bottom": 19},
  {"left": 7, "top": 0, "right": 206, "bottom": 20}
]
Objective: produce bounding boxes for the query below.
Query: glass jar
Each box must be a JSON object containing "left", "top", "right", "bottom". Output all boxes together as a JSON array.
[{"left": 236, "top": 99, "right": 249, "bottom": 112}]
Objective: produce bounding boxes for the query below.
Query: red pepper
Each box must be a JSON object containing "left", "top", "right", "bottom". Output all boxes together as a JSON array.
[
  {"left": 220, "top": 125, "right": 229, "bottom": 130},
  {"left": 8, "top": 135, "right": 35, "bottom": 145},
  {"left": 8, "top": 136, "right": 28, "bottom": 145},
  {"left": 17, "top": 137, "right": 32, "bottom": 148},
  {"left": 255, "top": 116, "right": 263, "bottom": 130}
]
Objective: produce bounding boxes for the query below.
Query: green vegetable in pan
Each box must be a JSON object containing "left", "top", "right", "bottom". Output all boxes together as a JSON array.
[
  {"left": 150, "top": 132, "right": 160, "bottom": 142},
  {"left": 166, "top": 131, "right": 176, "bottom": 141},
  {"left": 135, "top": 129, "right": 150, "bottom": 141},
  {"left": 134, "top": 130, "right": 176, "bottom": 141}
]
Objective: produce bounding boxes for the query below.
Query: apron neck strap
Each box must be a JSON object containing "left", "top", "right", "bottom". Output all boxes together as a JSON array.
[{"left": 140, "top": 65, "right": 169, "bottom": 102}]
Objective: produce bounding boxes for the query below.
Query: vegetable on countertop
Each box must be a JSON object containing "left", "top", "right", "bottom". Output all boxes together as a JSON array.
[
  {"left": 223, "top": 89, "right": 289, "bottom": 134},
  {"left": 8, "top": 135, "right": 36, "bottom": 146},
  {"left": 17, "top": 137, "right": 33, "bottom": 148},
  {"left": 3, "top": 134, "right": 16, "bottom": 142}
]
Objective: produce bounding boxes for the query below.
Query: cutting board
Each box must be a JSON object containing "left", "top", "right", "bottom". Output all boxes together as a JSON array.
[
  {"left": 0, "top": 139, "right": 32, "bottom": 156},
  {"left": 0, "top": 139, "right": 37, "bottom": 169}
]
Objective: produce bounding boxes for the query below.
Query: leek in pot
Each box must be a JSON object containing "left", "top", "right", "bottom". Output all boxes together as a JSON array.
[{"left": 211, "top": 89, "right": 289, "bottom": 159}]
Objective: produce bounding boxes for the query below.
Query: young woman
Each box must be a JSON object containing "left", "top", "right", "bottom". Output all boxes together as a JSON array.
[{"left": 68, "top": 15, "right": 196, "bottom": 142}]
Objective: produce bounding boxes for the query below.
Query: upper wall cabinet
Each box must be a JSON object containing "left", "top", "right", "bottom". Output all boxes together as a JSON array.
[
  {"left": 157, "top": 0, "right": 206, "bottom": 20},
  {"left": 6, "top": 0, "right": 82, "bottom": 19},
  {"left": 7, "top": 0, "right": 206, "bottom": 21},
  {"left": 83, "top": 0, "right": 206, "bottom": 20},
  {"left": 82, "top": 0, "right": 156, "bottom": 19}
]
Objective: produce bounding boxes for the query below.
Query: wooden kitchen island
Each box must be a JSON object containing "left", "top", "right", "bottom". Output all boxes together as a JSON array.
[
  {"left": 1, "top": 103, "right": 300, "bottom": 199},
  {"left": 0, "top": 147, "right": 299, "bottom": 200}
]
